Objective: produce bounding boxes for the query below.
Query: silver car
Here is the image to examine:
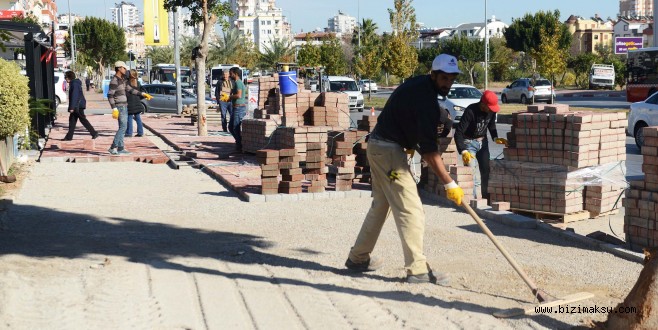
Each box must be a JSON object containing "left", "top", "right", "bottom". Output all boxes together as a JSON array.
[
  {"left": 438, "top": 84, "right": 483, "bottom": 123},
  {"left": 501, "top": 78, "right": 556, "bottom": 104},
  {"left": 141, "top": 84, "right": 215, "bottom": 113},
  {"left": 628, "top": 91, "right": 658, "bottom": 149}
]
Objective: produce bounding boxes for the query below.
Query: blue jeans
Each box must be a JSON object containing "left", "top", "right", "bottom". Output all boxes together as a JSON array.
[
  {"left": 219, "top": 101, "right": 232, "bottom": 131},
  {"left": 463, "top": 138, "right": 491, "bottom": 199},
  {"left": 126, "top": 113, "right": 143, "bottom": 136},
  {"left": 112, "top": 106, "right": 128, "bottom": 150},
  {"left": 229, "top": 104, "right": 247, "bottom": 150}
]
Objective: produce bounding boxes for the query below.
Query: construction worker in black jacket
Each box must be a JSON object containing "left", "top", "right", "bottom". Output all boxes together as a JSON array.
[{"left": 454, "top": 90, "right": 507, "bottom": 201}]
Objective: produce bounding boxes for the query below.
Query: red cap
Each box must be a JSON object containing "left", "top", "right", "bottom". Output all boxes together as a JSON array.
[{"left": 481, "top": 90, "right": 500, "bottom": 113}]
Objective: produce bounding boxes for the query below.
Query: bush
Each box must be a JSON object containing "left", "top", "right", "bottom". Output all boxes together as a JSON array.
[{"left": 0, "top": 59, "right": 29, "bottom": 138}]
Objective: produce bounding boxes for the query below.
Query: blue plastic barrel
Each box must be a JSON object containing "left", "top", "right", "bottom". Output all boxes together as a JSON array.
[
  {"left": 278, "top": 71, "right": 298, "bottom": 95},
  {"left": 102, "top": 79, "right": 111, "bottom": 99}
]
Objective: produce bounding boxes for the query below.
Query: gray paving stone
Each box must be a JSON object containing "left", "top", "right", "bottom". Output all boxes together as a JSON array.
[
  {"left": 280, "top": 194, "right": 299, "bottom": 202},
  {"left": 313, "top": 192, "right": 329, "bottom": 200},
  {"left": 501, "top": 214, "right": 537, "bottom": 229},
  {"left": 600, "top": 243, "right": 644, "bottom": 263},
  {"left": 297, "top": 193, "right": 313, "bottom": 201},
  {"left": 246, "top": 193, "right": 266, "bottom": 203},
  {"left": 344, "top": 190, "right": 361, "bottom": 199}
]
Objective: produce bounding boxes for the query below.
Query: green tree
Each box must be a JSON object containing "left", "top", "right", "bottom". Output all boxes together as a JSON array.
[
  {"left": 441, "top": 36, "right": 484, "bottom": 85},
  {"left": 163, "top": 0, "right": 233, "bottom": 135},
  {"left": 355, "top": 43, "right": 383, "bottom": 100},
  {"left": 488, "top": 38, "right": 514, "bottom": 81},
  {"left": 259, "top": 38, "right": 295, "bottom": 71},
  {"left": 567, "top": 52, "right": 600, "bottom": 87},
  {"left": 145, "top": 45, "right": 175, "bottom": 65},
  {"left": 504, "top": 10, "right": 571, "bottom": 55},
  {"left": 208, "top": 28, "right": 258, "bottom": 67},
  {"left": 532, "top": 26, "right": 567, "bottom": 87},
  {"left": 319, "top": 35, "right": 347, "bottom": 75},
  {"left": 384, "top": 0, "right": 419, "bottom": 81},
  {"left": 67, "top": 17, "right": 127, "bottom": 83},
  {"left": 180, "top": 36, "right": 200, "bottom": 68},
  {"left": 296, "top": 34, "right": 321, "bottom": 67},
  {"left": 0, "top": 59, "right": 29, "bottom": 139}
]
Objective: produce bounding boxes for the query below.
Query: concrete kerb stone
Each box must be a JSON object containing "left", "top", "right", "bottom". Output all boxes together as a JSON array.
[
  {"left": 244, "top": 193, "right": 266, "bottom": 203},
  {"left": 418, "top": 189, "right": 643, "bottom": 263}
]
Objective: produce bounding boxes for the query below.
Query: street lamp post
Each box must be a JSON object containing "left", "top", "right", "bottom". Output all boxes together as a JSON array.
[{"left": 67, "top": 0, "right": 75, "bottom": 66}]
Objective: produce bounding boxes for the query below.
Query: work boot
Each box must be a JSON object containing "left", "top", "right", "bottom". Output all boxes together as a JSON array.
[
  {"left": 345, "top": 257, "right": 383, "bottom": 272},
  {"left": 108, "top": 148, "right": 118, "bottom": 155},
  {"left": 406, "top": 270, "right": 450, "bottom": 286}
]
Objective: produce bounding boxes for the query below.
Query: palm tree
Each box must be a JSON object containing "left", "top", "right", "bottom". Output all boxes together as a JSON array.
[
  {"left": 352, "top": 18, "right": 379, "bottom": 49},
  {"left": 145, "top": 46, "right": 174, "bottom": 65},
  {"left": 208, "top": 28, "right": 242, "bottom": 66},
  {"left": 258, "top": 38, "right": 294, "bottom": 71},
  {"left": 180, "top": 36, "right": 201, "bottom": 68}
]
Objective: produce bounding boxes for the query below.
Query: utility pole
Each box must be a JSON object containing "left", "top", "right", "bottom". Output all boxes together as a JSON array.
[
  {"left": 654, "top": 0, "right": 658, "bottom": 47},
  {"left": 173, "top": 8, "right": 182, "bottom": 115}
]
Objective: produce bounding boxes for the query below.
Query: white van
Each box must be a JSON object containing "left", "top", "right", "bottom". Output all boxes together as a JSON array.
[
  {"left": 589, "top": 64, "right": 615, "bottom": 90},
  {"left": 322, "top": 76, "right": 364, "bottom": 112},
  {"left": 209, "top": 64, "right": 246, "bottom": 100}
]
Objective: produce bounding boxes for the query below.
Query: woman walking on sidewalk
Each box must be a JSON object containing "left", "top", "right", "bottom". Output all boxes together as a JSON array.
[
  {"left": 107, "top": 61, "right": 151, "bottom": 155},
  {"left": 126, "top": 70, "right": 145, "bottom": 137},
  {"left": 63, "top": 71, "right": 98, "bottom": 140}
]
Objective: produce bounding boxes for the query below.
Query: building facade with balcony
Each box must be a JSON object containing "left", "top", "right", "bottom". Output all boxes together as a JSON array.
[
  {"left": 619, "top": 0, "right": 653, "bottom": 17},
  {"left": 449, "top": 16, "right": 507, "bottom": 40},
  {"left": 565, "top": 15, "right": 615, "bottom": 55},
  {"left": 327, "top": 10, "right": 356, "bottom": 35},
  {"left": 229, "top": 0, "right": 293, "bottom": 53},
  {"left": 112, "top": 1, "right": 139, "bottom": 30}
]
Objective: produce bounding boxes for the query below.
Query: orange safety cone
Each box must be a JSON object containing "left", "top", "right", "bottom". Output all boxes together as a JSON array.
[{"left": 370, "top": 107, "right": 375, "bottom": 116}]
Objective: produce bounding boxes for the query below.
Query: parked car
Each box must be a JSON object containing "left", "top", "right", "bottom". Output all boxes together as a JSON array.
[
  {"left": 141, "top": 84, "right": 216, "bottom": 113},
  {"left": 359, "top": 79, "right": 378, "bottom": 93},
  {"left": 322, "top": 76, "right": 364, "bottom": 112},
  {"left": 438, "top": 83, "right": 483, "bottom": 123},
  {"left": 628, "top": 91, "right": 658, "bottom": 149},
  {"left": 501, "top": 78, "right": 556, "bottom": 104},
  {"left": 53, "top": 72, "right": 68, "bottom": 108}
]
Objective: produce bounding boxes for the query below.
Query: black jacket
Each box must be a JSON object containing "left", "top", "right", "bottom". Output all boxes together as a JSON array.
[
  {"left": 127, "top": 82, "right": 144, "bottom": 114},
  {"left": 67, "top": 79, "right": 86, "bottom": 110},
  {"left": 373, "top": 75, "right": 452, "bottom": 155},
  {"left": 454, "top": 102, "right": 498, "bottom": 153}
]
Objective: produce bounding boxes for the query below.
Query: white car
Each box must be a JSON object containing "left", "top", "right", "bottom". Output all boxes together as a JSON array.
[
  {"left": 438, "top": 84, "right": 483, "bottom": 123},
  {"left": 359, "top": 79, "right": 378, "bottom": 93},
  {"left": 53, "top": 72, "right": 68, "bottom": 108},
  {"left": 628, "top": 91, "right": 658, "bottom": 149},
  {"left": 322, "top": 76, "right": 364, "bottom": 112}
]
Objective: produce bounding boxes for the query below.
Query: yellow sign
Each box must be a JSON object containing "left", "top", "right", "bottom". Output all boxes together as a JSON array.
[{"left": 144, "top": 0, "right": 169, "bottom": 46}]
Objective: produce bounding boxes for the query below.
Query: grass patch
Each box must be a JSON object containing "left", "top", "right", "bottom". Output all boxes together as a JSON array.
[{"left": 364, "top": 97, "right": 388, "bottom": 110}]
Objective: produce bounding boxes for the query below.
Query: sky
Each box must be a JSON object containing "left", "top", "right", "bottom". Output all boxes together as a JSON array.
[{"left": 63, "top": 0, "right": 620, "bottom": 33}]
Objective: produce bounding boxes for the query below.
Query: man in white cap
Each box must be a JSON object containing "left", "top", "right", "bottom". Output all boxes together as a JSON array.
[
  {"left": 344, "top": 54, "right": 464, "bottom": 285},
  {"left": 107, "top": 61, "right": 152, "bottom": 155}
]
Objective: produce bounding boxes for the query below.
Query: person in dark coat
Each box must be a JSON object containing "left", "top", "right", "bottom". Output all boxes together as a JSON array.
[
  {"left": 63, "top": 71, "right": 98, "bottom": 140},
  {"left": 126, "top": 70, "right": 145, "bottom": 137},
  {"left": 85, "top": 77, "right": 91, "bottom": 91}
]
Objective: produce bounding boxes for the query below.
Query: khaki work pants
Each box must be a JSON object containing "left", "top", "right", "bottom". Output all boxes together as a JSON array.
[{"left": 348, "top": 138, "right": 429, "bottom": 275}]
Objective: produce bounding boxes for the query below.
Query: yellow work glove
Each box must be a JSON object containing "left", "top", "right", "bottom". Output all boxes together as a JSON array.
[
  {"left": 405, "top": 149, "right": 415, "bottom": 156},
  {"left": 143, "top": 93, "right": 153, "bottom": 101},
  {"left": 220, "top": 93, "right": 230, "bottom": 102},
  {"left": 111, "top": 108, "right": 119, "bottom": 119},
  {"left": 461, "top": 150, "right": 473, "bottom": 166},
  {"left": 494, "top": 138, "right": 508, "bottom": 146},
  {"left": 444, "top": 181, "right": 464, "bottom": 206}
]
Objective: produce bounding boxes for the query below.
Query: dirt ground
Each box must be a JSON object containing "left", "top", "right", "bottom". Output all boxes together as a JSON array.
[{"left": 0, "top": 160, "right": 644, "bottom": 329}]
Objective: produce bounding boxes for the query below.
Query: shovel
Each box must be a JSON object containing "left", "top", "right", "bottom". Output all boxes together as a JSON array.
[{"left": 461, "top": 203, "right": 594, "bottom": 318}]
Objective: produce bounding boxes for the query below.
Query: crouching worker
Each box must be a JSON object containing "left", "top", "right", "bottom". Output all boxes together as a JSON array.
[
  {"left": 344, "top": 54, "right": 465, "bottom": 285},
  {"left": 454, "top": 90, "right": 507, "bottom": 201}
]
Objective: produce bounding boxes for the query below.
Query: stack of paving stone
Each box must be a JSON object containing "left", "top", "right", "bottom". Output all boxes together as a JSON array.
[
  {"left": 353, "top": 130, "right": 370, "bottom": 182},
  {"left": 504, "top": 106, "right": 627, "bottom": 168},
  {"left": 281, "top": 94, "right": 300, "bottom": 127},
  {"left": 491, "top": 105, "right": 627, "bottom": 216},
  {"left": 310, "top": 106, "right": 328, "bottom": 126},
  {"left": 328, "top": 130, "right": 357, "bottom": 191},
  {"left": 423, "top": 137, "right": 475, "bottom": 204},
  {"left": 257, "top": 149, "right": 280, "bottom": 195},
  {"left": 323, "top": 92, "right": 351, "bottom": 128},
  {"left": 257, "top": 76, "right": 278, "bottom": 110},
  {"left": 278, "top": 148, "right": 303, "bottom": 194},
  {"left": 278, "top": 126, "right": 330, "bottom": 162},
  {"left": 305, "top": 142, "right": 328, "bottom": 193},
  {"left": 584, "top": 184, "right": 626, "bottom": 217},
  {"left": 624, "top": 127, "right": 658, "bottom": 251},
  {"left": 357, "top": 114, "right": 377, "bottom": 132},
  {"left": 242, "top": 119, "right": 279, "bottom": 154}
]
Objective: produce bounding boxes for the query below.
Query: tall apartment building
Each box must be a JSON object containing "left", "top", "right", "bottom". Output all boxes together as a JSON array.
[
  {"left": 328, "top": 10, "right": 356, "bottom": 34},
  {"left": 619, "top": 0, "right": 653, "bottom": 17},
  {"left": 112, "top": 1, "right": 140, "bottom": 30},
  {"left": 229, "top": 0, "right": 293, "bottom": 53},
  {"left": 0, "top": 0, "right": 57, "bottom": 25}
]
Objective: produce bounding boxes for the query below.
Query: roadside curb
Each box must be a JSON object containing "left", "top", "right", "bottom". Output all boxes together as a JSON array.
[{"left": 418, "top": 190, "right": 644, "bottom": 263}]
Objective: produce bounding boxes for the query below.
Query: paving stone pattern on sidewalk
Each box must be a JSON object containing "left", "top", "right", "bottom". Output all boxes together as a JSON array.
[{"left": 0, "top": 161, "right": 644, "bottom": 329}]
